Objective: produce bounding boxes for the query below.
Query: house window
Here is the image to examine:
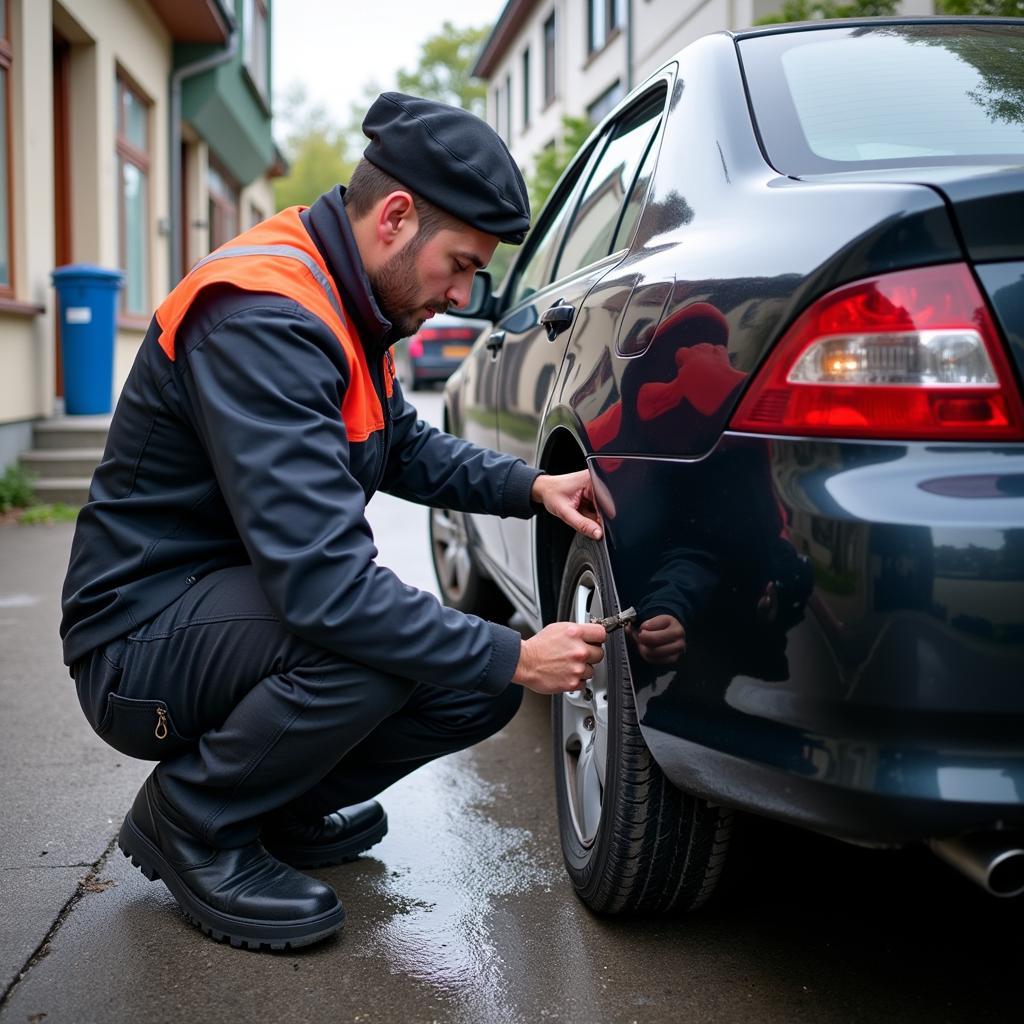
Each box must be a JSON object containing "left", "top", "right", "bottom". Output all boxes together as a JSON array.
[
  {"left": 587, "top": 80, "right": 624, "bottom": 123},
  {"left": 0, "top": 0, "right": 14, "bottom": 294},
  {"left": 588, "top": 0, "right": 626, "bottom": 55},
  {"left": 116, "top": 73, "right": 151, "bottom": 315},
  {"left": 248, "top": 201, "right": 266, "bottom": 229},
  {"left": 504, "top": 72, "right": 512, "bottom": 143},
  {"left": 522, "top": 47, "right": 531, "bottom": 131},
  {"left": 243, "top": 0, "right": 269, "bottom": 100},
  {"left": 207, "top": 158, "right": 240, "bottom": 251},
  {"left": 543, "top": 12, "right": 556, "bottom": 106}
]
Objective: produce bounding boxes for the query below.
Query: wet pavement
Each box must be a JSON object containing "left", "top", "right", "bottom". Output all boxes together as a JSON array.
[{"left": 2, "top": 390, "right": 1021, "bottom": 1023}]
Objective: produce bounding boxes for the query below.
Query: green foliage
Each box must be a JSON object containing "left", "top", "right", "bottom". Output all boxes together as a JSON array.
[
  {"left": 936, "top": 0, "right": 1023, "bottom": 12},
  {"left": 19, "top": 503, "right": 79, "bottom": 525},
  {"left": 754, "top": 0, "right": 898, "bottom": 23},
  {"left": 273, "top": 84, "right": 357, "bottom": 211},
  {"left": 527, "top": 115, "right": 593, "bottom": 215},
  {"left": 0, "top": 464, "right": 34, "bottom": 513},
  {"left": 396, "top": 23, "right": 491, "bottom": 116}
]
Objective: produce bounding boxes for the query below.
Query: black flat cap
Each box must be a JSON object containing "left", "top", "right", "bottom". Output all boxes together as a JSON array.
[{"left": 362, "top": 92, "right": 531, "bottom": 245}]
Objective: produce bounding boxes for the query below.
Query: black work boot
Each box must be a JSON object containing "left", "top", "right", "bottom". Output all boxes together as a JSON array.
[
  {"left": 263, "top": 800, "right": 388, "bottom": 868},
  {"left": 118, "top": 772, "right": 345, "bottom": 951}
]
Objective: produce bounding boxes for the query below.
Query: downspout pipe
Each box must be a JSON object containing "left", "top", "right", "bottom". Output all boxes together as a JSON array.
[
  {"left": 168, "top": 13, "right": 239, "bottom": 291},
  {"left": 625, "top": 0, "right": 634, "bottom": 92}
]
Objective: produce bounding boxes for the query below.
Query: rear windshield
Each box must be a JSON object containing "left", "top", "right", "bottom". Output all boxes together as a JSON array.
[{"left": 738, "top": 23, "right": 1024, "bottom": 173}]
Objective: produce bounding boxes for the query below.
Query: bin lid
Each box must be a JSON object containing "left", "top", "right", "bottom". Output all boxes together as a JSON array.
[{"left": 51, "top": 264, "right": 124, "bottom": 286}]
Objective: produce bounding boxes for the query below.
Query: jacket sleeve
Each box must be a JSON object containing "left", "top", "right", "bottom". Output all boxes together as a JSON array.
[
  {"left": 178, "top": 301, "right": 521, "bottom": 694},
  {"left": 379, "top": 379, "right": 541, "bottom": 517}
]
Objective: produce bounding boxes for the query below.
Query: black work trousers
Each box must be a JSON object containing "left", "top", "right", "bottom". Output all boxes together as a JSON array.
[{"left": 73, "top": 566, "right": 522, "bottom": 848}]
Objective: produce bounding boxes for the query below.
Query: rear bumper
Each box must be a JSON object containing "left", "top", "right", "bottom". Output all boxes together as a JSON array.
[
  {"left": 411, "top": 356, "right": 462, "bottom": 383},
  {"left": 590, "top": 436, "right": 1024, "bottom": 842}
]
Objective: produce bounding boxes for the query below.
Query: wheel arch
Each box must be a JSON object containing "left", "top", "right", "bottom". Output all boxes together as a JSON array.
[{"left": 536, "top": 426, "right": 589, "bottom": 625}]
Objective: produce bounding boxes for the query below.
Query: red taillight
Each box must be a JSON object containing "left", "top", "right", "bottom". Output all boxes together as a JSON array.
[
  {"left": 408, "top": 335, "right": 424, "bottom": 358},
  {"left": 729, "top": 263, "right": 1024, "bottom": 441}
]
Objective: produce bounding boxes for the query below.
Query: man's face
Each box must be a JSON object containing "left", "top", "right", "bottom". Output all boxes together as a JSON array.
[{"left": 368, "top": 223, "right": 498, "bottom": 340}]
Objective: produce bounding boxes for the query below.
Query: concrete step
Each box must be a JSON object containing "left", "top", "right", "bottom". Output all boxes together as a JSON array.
[
  {"left": 33, "top": 415, "right": 111, "bottom": 450},
  {"left": 31, "top": 477, "right": 90, "bottom": 506},
  {"left": 20, "top": 448, "right": 104, "bottom": 479}
]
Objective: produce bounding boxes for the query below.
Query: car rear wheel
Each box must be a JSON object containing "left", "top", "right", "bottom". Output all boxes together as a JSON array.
[
  {"left": 429, "top": 506, "right": 514, "bottom": 620},
  {"left": 553, "top": 534, "right": 734, "bottom": 914}
]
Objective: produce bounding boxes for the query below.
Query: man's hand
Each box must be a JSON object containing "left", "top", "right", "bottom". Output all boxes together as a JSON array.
[
  {"left": 531, "top": 470, "right": 603, "bottom": 541},
  {"left": 629, "top": 614, "right": 686, "bottom": 665},
  {"left": 513, "top": 621, "right": 607, "bottom": 695}
]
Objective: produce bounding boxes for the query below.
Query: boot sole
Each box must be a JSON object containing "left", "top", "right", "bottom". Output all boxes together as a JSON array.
[
  {"left": 264, "top": 811, "right": 389, "bottom": 869},
  {"left": 118, "top": 815, "right": 345, "bottom": 951}
]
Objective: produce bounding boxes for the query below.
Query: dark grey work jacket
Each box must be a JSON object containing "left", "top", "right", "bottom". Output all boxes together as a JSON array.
[{"left": 60, "top": 187, "right": 539, "bottom": 694}]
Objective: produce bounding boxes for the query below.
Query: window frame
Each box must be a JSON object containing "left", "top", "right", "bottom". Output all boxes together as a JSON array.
[
  {"left": 504, "top": 72, "right": 512, "bottom": 144},
  {"left": 588, "top": 0, "right": 625, "bottom": 57},
  {"left": 0, "top": 1, "right": 14, "bottom": 299},
  {"left": 521, "top": 46, "right": 531, "bottom": 132},
  {"left": 542, "top": 11, "right": 557, "bottom": 108},
  {"left": 115, "top": 71, "right": 152, "bottom": 318},
  {"left": 242, "top": 0, "right": 270, "bottom": 106},
  {"left": 207, "top": 155, "right": 241, "bottom": 252}
]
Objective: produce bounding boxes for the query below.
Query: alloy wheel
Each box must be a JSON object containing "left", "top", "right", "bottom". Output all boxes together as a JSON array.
[
  {"left": 559, "top": 568, "right": 609, "bottom": 847},
  {"left": 430, "top": 507, "right": 473, "bottom": 602}
]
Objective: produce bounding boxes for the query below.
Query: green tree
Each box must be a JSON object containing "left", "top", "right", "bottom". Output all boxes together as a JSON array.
[
  {"left": 754, "top": 0, "right": 898, "bottom": 24},
  {"left": 274, "top": 84, "right": 357, "bottom": 210},
  {"left": 396, "top": 22, "right": 490, "bottom": 116},
  {"left": 936, "top": 0, "right": 1023, "bottom": 12}
]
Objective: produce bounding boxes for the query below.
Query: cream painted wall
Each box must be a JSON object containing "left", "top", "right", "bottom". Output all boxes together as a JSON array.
[
  {"left": 0, "top": 0, "right": 172, "bottom": 425},
  {"left": 0, "top": 0, "right": 56, "bottom": 425}
]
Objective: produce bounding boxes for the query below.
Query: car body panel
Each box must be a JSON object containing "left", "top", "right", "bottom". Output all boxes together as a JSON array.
[{"left": 588, "top": 440, "right": 1024, "bottom": 842}]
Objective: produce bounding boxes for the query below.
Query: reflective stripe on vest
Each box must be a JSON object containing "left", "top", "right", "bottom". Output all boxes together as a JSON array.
[{"left": 154, "top": 207, "right": 394, "bottom": 443}]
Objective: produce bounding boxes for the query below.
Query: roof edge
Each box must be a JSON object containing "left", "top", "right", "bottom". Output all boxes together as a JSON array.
[{"left": 472, "top": 0, "right": 542, "bottom": 80}]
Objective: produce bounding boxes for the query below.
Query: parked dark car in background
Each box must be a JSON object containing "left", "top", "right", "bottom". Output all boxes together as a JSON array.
[
  {"left": 393, "top": 312, "right": 488, "bottom": 390},
  {"left": 432, "top": 18, "right": 1024, "bottom": 914}
]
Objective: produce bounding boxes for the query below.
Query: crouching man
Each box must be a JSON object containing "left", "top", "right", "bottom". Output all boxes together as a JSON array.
[{"left": 61, "top": 92, "right": 607, "bottom": 950}]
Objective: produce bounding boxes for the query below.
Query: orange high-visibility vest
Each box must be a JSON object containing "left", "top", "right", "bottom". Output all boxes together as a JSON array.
[{"left": 155, "top": 207, "right": 394, "bottom": 443}]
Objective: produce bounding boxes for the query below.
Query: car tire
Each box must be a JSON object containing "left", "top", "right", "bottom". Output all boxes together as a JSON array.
[
  {"left": 429, "top": 506, "right": 514, "bottom": 620},
  {"left": 552, "top": 533, "right": 734, "bottom": 914}
]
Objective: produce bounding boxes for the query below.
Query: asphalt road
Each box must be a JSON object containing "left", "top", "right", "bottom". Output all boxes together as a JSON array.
[{"left": 1, "top": 387, "right": 1020, "bottom": 1024}]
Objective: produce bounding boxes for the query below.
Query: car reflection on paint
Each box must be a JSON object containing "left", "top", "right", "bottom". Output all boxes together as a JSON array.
[
  {"left": 430, "top": 17, "right": 1024, "bottom": 914},
  {"left": 393, "top": 312, "right": 489, "bottom": 391}
]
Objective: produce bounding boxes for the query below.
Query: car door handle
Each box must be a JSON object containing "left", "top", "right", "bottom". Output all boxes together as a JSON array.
[
  {"left": 539, "top": 300, "right": 575, "bottom": 341},
  {"left": 486, "top": 330, "right": 506, "bottom": 354}
]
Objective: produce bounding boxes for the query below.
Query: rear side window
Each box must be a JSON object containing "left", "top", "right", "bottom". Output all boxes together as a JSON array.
[
  {"left": 740, "top": 23, "right": 1024, "bottom": 173},
  {"left": 554, "top": 90, "right": 663, "bottom": 280}
]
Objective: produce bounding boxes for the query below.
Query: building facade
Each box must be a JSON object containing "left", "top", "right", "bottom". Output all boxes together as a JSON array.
[
  {"left": 474, "top": 0, "right": 935, "bottom": 173},
  {"left": 0, "top": 0, "right": 280, "bottom": 468}
]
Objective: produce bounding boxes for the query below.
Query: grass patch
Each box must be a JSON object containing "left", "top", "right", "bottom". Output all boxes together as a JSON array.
[
  {"left": 18, "top": 502, "right": 79, "bottom": 525},
  {"left": 0, "top": 464, "right": 35, "bottom": 513},
  {"left": 0, "top": 463, "right": 79, "bottom": 525}
]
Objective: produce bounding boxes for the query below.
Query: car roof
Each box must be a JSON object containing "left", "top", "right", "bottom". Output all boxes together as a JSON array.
[{"left": 730, "top": 14, "right": 1024, "bottom": 41}]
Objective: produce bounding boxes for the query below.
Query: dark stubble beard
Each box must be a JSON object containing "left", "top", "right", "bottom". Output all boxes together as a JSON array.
[{"left": 368, "top": 235, "right": 448, "bottom": 343}]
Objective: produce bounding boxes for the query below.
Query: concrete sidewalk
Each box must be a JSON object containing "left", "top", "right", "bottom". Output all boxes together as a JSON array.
[
  {"left": 0, "top": 521, "right": 152, "bottom": 999},
  {"left": 2, "top": 489, "right": 1022, "bottom": 1024}
]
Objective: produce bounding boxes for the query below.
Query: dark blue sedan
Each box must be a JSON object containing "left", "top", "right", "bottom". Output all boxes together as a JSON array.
[{"left": 433, "top": 17, "right": 1024, "bottom": 912}]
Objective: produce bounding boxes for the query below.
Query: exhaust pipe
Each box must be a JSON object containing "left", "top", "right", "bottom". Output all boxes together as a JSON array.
[{"left": 928, "top": 833, "right": 1024, "bottom": 898}]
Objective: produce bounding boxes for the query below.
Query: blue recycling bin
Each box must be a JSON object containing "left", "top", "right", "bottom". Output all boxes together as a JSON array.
[{"left": 52, "top": 264, "right": 124, "bottom": 415}]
